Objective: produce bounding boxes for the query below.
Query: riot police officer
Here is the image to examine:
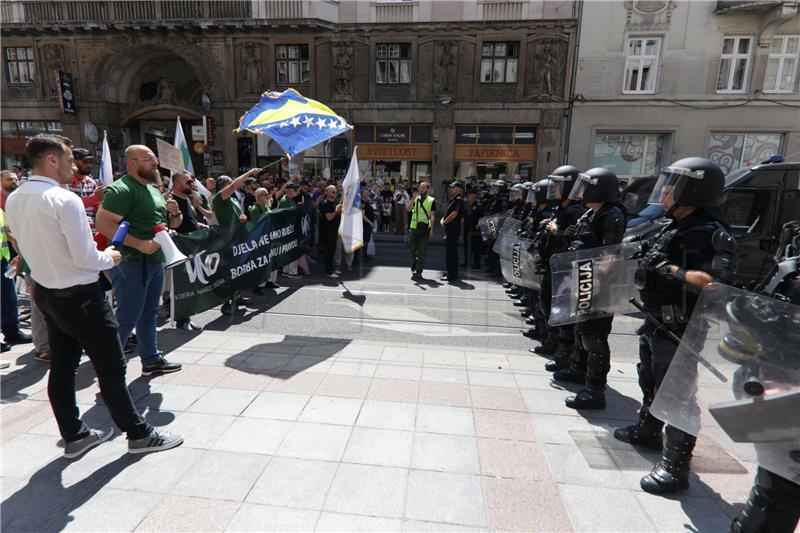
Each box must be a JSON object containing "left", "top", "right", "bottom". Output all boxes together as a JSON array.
[
  {"left": 522, "top": 178, "right": 558, "bottom": 340},
  {"left": 550, "top": 168, "right": 626, "bottom": 409},
  {"left": 463, "top": 188, "right": 484, "bottom": 269},
  {"left": 531, "top": 165, "right": 587, "bottom": 364},
  {"left": 485, "top": 179, "right": 509, "bottom": 276},
  {"left": 613, "top": 157, "right": 738, "bottom": 494}
]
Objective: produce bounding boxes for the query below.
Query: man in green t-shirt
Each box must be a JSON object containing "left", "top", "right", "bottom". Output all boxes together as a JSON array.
[
  {"left": 248, "top": 187, "right": 272, "bottom": 222},
  {"left": 96, "top": 144, "right": 183, "bottom": 377},
  {"left": 211, "top": 168, "right": 260, "bottom": 227}
]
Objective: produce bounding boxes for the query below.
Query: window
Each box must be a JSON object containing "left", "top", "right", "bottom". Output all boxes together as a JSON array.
[
  {"left": 376, "top": 44, "right": 411, "bottom": 84},
  {"left": 5, "top": 47, "right": 35, "bottom": 84},
  {"left": 707, "top": 133, "right": 783, "bottom": 174},
  {"left": 717, "top": 36, "right": 752, "bottom": 93},
  {"left": 623, "top": 37, "right": 661, "bottom": 93},
  {"left": 480, "top": 42, "right": 519, "bottom": 84},
  {"left": 275, "top": 45, "right": 309, "bottom": 85},
  {"left": 764, "top": 35, "right": 800, "bottom": 93},
  {"left": 720, "top": 189, "right": 773, "bottom": 235},
  {"left": 1, "top": 120, "right": 62, "bottom": 137},
  {"left": 591, "top": 133, "right": 666, "bottom": 176}
]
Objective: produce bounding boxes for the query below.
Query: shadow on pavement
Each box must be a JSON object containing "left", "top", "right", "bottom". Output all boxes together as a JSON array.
[
  {"left": 1, "top": 350, "right": 95, "bottom": 404},
  {"left": 224, "top": 334, "right": 350, "bottom": 379}
]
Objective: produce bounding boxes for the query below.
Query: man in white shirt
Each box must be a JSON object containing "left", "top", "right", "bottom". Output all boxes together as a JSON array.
[
  {"left": 393, "top": 184, "right": 410, "bottom": 235},
  {"left": 5, "top": 134, "right": 182, "bottom": 460}
]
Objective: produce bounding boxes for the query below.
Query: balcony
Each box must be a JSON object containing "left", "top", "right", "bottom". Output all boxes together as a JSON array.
[{"left": 480, "top": 0, "right": 527, "bottom": 21}]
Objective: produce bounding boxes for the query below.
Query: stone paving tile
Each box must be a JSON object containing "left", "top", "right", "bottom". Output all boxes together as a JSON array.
[
  {"left": 55, "top": 487, "right": 161, "bottom": 532},
  {"left": 420, "top": 366, "right": 469, "bottom": 384},
  {"left": 381, "top": 346, "right": 424, "bottom": 365},
  {"left": 237, "top": 353, "right": 294, "bottom": 374},
  {"left": 405, "top": 470, "right": 487, "bottom": 527},
  {"left": 418, "top": 381, "right": 471, "bottom": 407},
  {"left": 323, "top": 463, "right": 408, "bottom": 518},
  {"left": 241, "top": 391, "right": 310, "bottom": 420},
  {"left": 315, "top": 512, "right": 402, "bottom": 532},
  {"left": 165, "top": 412, "right": 237, "bottom": 449},
  {"left": 696, "top": 472, "right": 755, "bottom": 519},
  {"left": 282, "top": 355, "right": 334, "bottom": 375},
  {"left": 107, "top": 447, "right": 204, "bottom": 494},
  {"left": 316, "top": 375, "right": 371, "bottom": 399},
  {"left": 162, "top": 365, "right": 231, "bottom": 388},
  {"left": 171, "top": 449, "right": 269, "bottom": 501},
  {"left": 521, "top": 388, "right": 581, "bottom": 416},
  {"left": 343, "top": 427, "right": 413, "bottom": 468},
  {"left": 477, "top": 438, "right": 552, "bottom": 481},
  {"left": 337, "top": 344, "right": 384, "bottom": 360},
  {"left": 415, "top": 404, "right": 475, "bottom": 436},
  {"left": 559, "top": 485, "right": 656, "bottom": 532},
  {"left": 467, "top": 369, "right": 518, "bottom": 388},
  {"left": 276, "top": 422, "right": 352, "bottom": 462},
  {"left": 366, "top": 378, "right": 420, "bottom": 403},
  {"left": 473, "top": 409, "right": 536, "bottom": 442},
  {"left": 138, "top": 384, "right": 209, "bottom": 413},
  {"left": 483, "top": 477, "right": 573, "bottom": 533},
  {"left": 423, "top": 349, "right": 467, "bottom": 367},
  {"left": 134, "top": 494, "right": 240, "bottom": 532},
  {"left": 411, "top": 432, "right": 480, "bottom": 474},
  {"left": 464, "top": 352, "right": 509, "bottom": 369},
  {"left": 401, "top": 520, "right": 487, "bottom": 532},
  {"left": 267, "top": 372, "right": 324, "bottom": 394},
  {"left": 355, "top": 399, "right": 417, "bottom": 431},
  {"left": 635, "top": 491, "right": 733, "bottom": 533},
  {"left": 225, "top": 503, "right": 320, "bottom": 532},
  {"left": 328, "top": 360, "right": 378, "bottom": 378},
  {"left": 211, "top": 417, "right": 294, "bottom": 455},
  {"left": 298, "top": 396, "right": 363, "bottom": 426},
  {"left": 215, "top": 370, "right": 273, "bottom": 391},
  {"left": 543, "top": 442, "right": 632, "bottom": 491},
  {"left": 187, "top": 388, "right": 258, "bottom": 416},
  {"left": 1, "top": 433, "right": 63, "bottom": 478},
  {"left": 247, "top": 456, "right": 338, "bottom": 510},
  {"left": 374, "top": 363, "right": 423, "bottom": 380},
  {"left": 470, "top": 385, "right": 527, "bottom": 411}
]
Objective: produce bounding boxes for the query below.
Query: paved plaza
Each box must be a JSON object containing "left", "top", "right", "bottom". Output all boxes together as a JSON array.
[{"left": 1, "top": 244, "right": 755, "bottom": 532}]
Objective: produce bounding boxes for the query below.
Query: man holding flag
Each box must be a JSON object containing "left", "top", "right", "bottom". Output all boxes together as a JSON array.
[{"left": 338, "top": 148, "right": 364, "bottom": 260}]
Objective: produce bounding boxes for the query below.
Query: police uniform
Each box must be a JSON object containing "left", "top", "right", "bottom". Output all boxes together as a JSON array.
[
  {"left": 485, "top": 180, "right": 508, "bottom": 276},
  {"left": 442, "top": 181, "right": 465, "bottom": 281},
  {"left": 614, "top": 157, "right": 739, "bottom": 494},
  {"left": 463, "top": 194, "right": 484, "bottom": 269}
]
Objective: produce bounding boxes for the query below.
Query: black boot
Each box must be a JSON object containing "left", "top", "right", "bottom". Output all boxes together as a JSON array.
[
  {"left": 525, "top": 316, "right": 536, "bottom": 325},
  {"left": 731, "top": 467, "right": 800, "bottom": 533},
  {"left": 531, "top": 335, "right": 558, "bottom": 356},
  {"left": 640, "top": 427, "right": 696, "bottom": 494},
  {"left": 522, "top": 328, "right": 542, "bottom": 340},
  {"left": 566, "top": 388, "right": 606, "bottom": 409},
  {"left": 615, "top": 363, "right": 663, "bottom": 451},
  {"left": 553, "top": 366, "right": 585, "bottom": 384}
]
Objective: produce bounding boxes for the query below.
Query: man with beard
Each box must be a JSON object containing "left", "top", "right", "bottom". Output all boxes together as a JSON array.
[
  {"left": 68, "top": 148, "right": 104, "bottom": 234},
  {"left": 319, "top": 184, "right": 343, "bottom": 278},
  {"left": 96, "top": 145, "right": 183, "bottom": 377},
  {"left": 1, "top": 169, "right": 19, "bottom": 210}
]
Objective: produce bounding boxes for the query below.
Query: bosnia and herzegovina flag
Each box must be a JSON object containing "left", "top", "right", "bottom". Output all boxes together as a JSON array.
[
  {"left": 236, "top": 88, "right": 352, "bottom": 159},
  {"left": 339, "top": 147, "right": 363, "bottom": 253}
]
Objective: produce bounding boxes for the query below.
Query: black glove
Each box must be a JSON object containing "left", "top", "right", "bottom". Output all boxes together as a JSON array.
[
  {"left": 641, "top": 250, "right": 670, "bottom": 272},
  {"left": 567, "top": 240, "right": 584, "bottom": 252}
]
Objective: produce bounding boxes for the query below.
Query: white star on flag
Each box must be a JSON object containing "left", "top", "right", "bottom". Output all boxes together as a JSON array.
[
  {"left": 316, "top": 117, "right": 327, "bottom": 129},
  {"left": 289, "top": 116, "right": 301, "bottom": 127},
  {"left": 338, "top": 120, "right": 348, "bottom": 129},
  {"left": 327, "top": 119, "right": 338, "bottom": 129},
  {"left": 278, "top": 121, "right": 289, "bottom": 128},
  {"left": 303, "top": 116, "right": 314, "bottom": 127}
]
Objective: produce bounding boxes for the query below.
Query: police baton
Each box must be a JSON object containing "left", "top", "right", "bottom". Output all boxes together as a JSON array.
[{"left": 629, "top": 298, "right": 727, "bottom": 383}]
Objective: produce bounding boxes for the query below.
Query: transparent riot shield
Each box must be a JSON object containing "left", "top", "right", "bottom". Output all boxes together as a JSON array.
[
  {"left": 548, "top": 242, "right": 640, "bottom": 326},
  {"left": 492, "top": 217, "right": 522, "bottom": 254},
  {"left": 478, "top": 212, "right": 506, "bottom": 243},
  {"left": 650, "top": 283, "right": 800, "bottom": 483},
  {"left": 500, "top": 237, "right": 541, "bottom": 290}
]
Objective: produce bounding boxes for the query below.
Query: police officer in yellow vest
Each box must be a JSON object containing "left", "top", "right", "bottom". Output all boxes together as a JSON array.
[
  {"left": 406, "top": 181, "right": 437, "bottom": 281},
  {"left": 1, "top": 208, "right": 32, "bottom": 352}
]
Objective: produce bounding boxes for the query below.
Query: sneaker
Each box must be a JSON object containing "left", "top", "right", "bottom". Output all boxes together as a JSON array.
[
  {"left": 34, "top": 351, "right": 51, "bottom": 362},
  {"left": 64, "top": 427, "right": 113, "bottom": 459},
  {"left": 128, "top": 428, "right": 184, "bottom": 455},
  {"left": 281, "top": 272, "right": 302, "bottom": 279},
  {"left": 142, "top": 359, "right": 182, "bottom": 377},
  {"left": 237, "top": 296, "right": 254, "bottom": 305},
  {"left": 123, "top": 339, "right": 136, "bottom": 356},
  {"left": 327, "top": 273, "right": 340, "bottom": 278}
]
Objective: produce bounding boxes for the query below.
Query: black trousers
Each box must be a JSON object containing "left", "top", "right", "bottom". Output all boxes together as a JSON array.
[
  {"left": 321, "top": 233, "right": 337, "bottom": 274},
  {"left": 445, "top": 228, "right": 460, "bottom": 279},
  {"left": 34, "top": 282, "right": 151, "bottom": 442},
  {"left": 574, "top": 316, "right": 614, "bottom": 389}
]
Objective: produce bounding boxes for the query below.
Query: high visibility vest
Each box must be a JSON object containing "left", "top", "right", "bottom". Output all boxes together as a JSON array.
[
  {"left": 410, "top": 196, "right": 434, "bottom": 230},
  {"left": 0, "top": 209, "right": 9, "bottom": 262}
]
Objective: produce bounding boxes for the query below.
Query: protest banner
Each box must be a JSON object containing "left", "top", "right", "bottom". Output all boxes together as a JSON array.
[
  {"left": 171, "top": 208, "right": 303, "bottom": 319},
  {"left": 156, "top": 138, "right": 184, "bottom": 173}
]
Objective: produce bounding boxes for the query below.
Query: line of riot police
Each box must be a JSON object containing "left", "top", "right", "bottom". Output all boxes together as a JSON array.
[{"left": 482, "top": 157, "right": 799, "bottom": 532}]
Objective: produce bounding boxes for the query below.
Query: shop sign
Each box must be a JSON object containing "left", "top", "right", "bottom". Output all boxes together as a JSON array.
[
  {"left": 454, "top": 145, "right": 536, "bottom": 162},
  {"left": 212, "top": 151, "right": 224, "bottom": 166},
  {"left": 376, "top": 126, "right": 409, "bottom": 143},
  {"left": 56, "top": 70, "right": 76, "bottom": 114},
  {"left": 360, "top": 143, "right": 432, "bottom": 161}
]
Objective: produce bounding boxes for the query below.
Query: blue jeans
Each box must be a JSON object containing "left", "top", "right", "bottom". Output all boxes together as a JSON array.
[
  {"left": 111, "top": 259, "right": 164, "bottom": 366},
  {"left": 1, "top": 259, "right": 20, "bottom": 337}
]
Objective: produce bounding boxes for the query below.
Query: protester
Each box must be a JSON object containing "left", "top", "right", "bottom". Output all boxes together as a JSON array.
[
  {"left": 1, "top": 169, "right": 19, "bottom": 210},
  {"left": 441, "top": 180, "right": 465, "bottom": 282},
  {"left": 242, "top": 177, "right": 258, "bottom": 215},
  {"left": 393, "top": 184, "right": 410, "bottom": 234},
  {"left": 96, "top": 145, "right": 183, "bottom": 376},
  {"left": 278, "top": 183, "right": 304, "bottom": 279},
  {"left": 360, "top": 188, "right": 376, "bottom": 263},
  {"left": 6, "top": 133, "right": 182, "bottom": 458},
  {"left": 1, "top": 208, "right": 32, "bottom": 351},
  {"left": 319, "top": 184, "right": 343, "bottom": 278},
  {"left": 380, "top": 196, "right": 393, "bottom": 232},
  {"left": 407, "top": 181, "right": 436, "bottom": 280}
]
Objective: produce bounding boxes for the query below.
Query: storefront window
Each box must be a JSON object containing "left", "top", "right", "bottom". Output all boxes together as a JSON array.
[
  {"left": 707, "top": 133, "right": 783, "bottom": 174},
  {"left": 591, "top": 133, "right": 665, "bottom": 177},
  {"left": 454, "top": 125, "right": 537, "bottom": 182}
]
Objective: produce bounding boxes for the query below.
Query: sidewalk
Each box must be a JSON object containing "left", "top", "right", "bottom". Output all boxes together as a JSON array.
[{"left": 1, "top": 329, "right": 752, "bottom": 532}]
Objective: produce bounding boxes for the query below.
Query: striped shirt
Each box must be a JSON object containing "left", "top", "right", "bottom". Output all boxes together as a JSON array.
[{"left": 67, "top": 173, "right": 99, "bottom": 232}]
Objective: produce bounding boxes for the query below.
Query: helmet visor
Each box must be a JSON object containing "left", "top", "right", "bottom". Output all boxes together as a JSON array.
[
  {"left": 526, "top": 188, "right": 536, "bottom": 204},
  {"left": 647, "top": 166, "right": 701, "bottom": 207},
  {"left": 546, "top": 175, "right": 567, "bottom": 200},
  {"left": 568, "top": 173, "right": 597, "bottom": 201},
  {"left": 509, "top": 189, "right": 523, "bottom": 201}
]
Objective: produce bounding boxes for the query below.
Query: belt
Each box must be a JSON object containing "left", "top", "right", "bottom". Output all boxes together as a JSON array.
[{"left": 39, "top": 281, "right": 100, "bottom": 297}]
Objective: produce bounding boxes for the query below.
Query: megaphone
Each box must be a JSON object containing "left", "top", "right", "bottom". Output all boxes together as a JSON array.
[{"left": 151, "top": 224, "right": 189, "bottom": 269}]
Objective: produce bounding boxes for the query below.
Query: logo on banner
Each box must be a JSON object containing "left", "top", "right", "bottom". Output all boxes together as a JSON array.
[
  {"left": 185, "top": 250, "right": 220, "bottom": 285},
  {"left": 575, "top": 259, "right": 594, "bottom": 315}
]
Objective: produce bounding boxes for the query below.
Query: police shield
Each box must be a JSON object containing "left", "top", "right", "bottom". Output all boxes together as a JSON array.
[
  {"left": 478, "top": 212, "right": 506, "bottom": 243},
  {"left": 650, "top": 283, "right": 800, "bottom": 483},
  {"left": 500, "top": 237, "right": 541, "bottom": 289},
  {"left": 492, "top": 216, "right": 522, "bottom": 254},
  {"left": 548, "top": 243, "right": 640, "bottom": 326}
]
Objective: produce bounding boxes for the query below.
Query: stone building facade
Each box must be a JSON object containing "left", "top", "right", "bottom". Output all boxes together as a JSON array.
[
  {"left": 567, "top": 0, "right": 800, "bottom": 181},
  {"left": 0, "top": 0, "right": 578, "bottom": 199}
]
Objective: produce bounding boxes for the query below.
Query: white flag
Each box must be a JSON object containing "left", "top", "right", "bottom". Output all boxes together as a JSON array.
[
  {"left": 338, "top": 147, "right": 364, "bottom": 253},
  {"left": 173, "top": 116, "right": 194, "bottom": 174},
  {"left": 99, "top": 130, "right": 113, "bottom": 186}
]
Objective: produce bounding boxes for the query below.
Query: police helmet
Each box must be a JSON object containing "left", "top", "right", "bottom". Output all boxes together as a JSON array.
[
  {"left": 522, "top": 181, "right": 535, "bottom": 189},
  {"left": 493, "top": 179, "right": 507, "bottom": 189},
  {"left": 531, "top": 179, "right": 551, "bottom": 205},
  {"left": 569, "top": 167, "right": 619, "bottom": 204},
  {"left": 649, "top": 157, "right": 724, "bottom": 209},
  {"left": 546, "top": 165, "right": 580, "bottom": 200}
]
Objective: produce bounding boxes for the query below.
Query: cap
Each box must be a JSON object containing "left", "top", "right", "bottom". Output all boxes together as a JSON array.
[
  {"left": 245, "top": 177, "right": 257, "bottom": 185},
  {"left": 72, "top": 148, "right": 95, "bottom": 161},
  {"left": 284, "top": 182, "right": 299, "bottom": 190},
  {"left": 449, "top": 180, "right": 464, "bottom": 189}
]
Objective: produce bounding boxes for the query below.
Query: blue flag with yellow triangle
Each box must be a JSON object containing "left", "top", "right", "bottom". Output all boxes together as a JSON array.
[{"left": 236, "top": 88, "right": 352, "bottom": 159}]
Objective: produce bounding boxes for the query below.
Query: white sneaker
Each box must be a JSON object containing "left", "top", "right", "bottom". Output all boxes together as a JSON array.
[{"left": 327, "top": 273, "right": 340, "bottom": 278}]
